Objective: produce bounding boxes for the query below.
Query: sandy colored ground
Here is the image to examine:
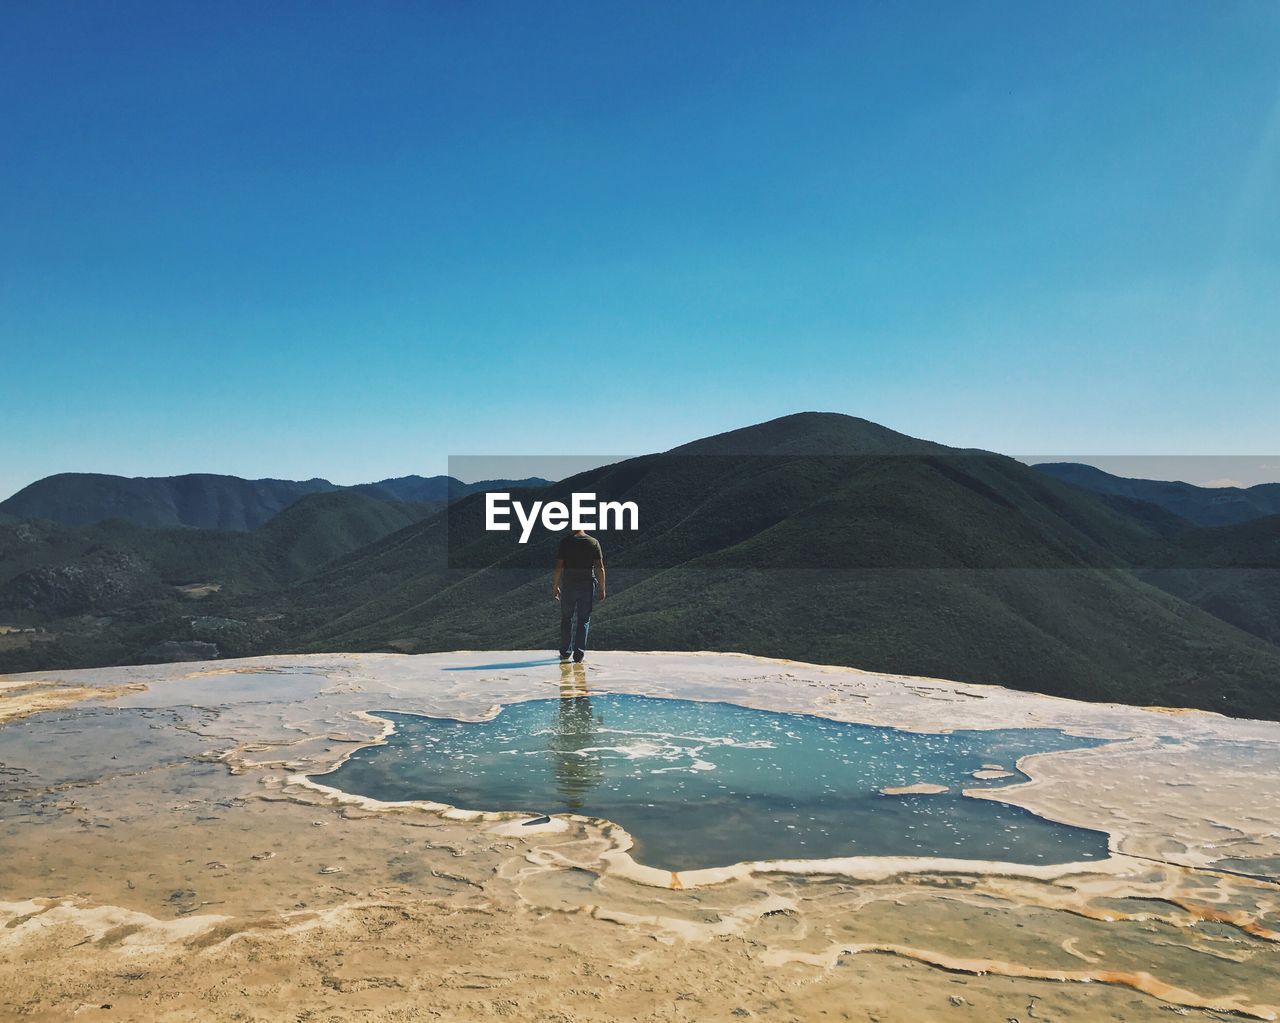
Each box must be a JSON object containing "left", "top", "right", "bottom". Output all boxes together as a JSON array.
[{"left": 1, "top": 650, "right": 1278, "bottom": 1022}]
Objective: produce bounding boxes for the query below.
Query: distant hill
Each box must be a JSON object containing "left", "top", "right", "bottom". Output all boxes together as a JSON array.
[
  {"left": 0, "top": 490, "right": 443, "bottom": 671},
  {"left": 1138, "top": 513, "right": 1280, "bottom": 649},
  {"left": 5, "top": 413, "right": 1278, "bottom": 722},
  {"left": 1034, "top": 462, "right": 1280, "bottom": 526},
  {"left": 668, "top": 411, "right": 958, "bottom": 457},
  {"left": 255, "top": 491, "right": 443, "bottom": 578},
  {"left": 221, "top": 412, "right": 1280, "bottom": 720},
  {"left": 0, "top": 473, "right": 551, "bottom": 530},
  {"left": 0, "top": 473, "right": 339, "bottom": 530},
  {"left": 354, "top": 476, "right": 554, "bottom": 503},
  {"left": 0, "top": 490, "right": 438, "bottom": 614}
]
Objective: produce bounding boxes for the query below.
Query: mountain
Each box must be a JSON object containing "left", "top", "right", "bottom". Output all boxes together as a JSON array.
[
  {"left": 354, "top": 476, "right": 554, "bottom": 503},
  {"left": 6, "top": 413, "right": 1277, "bottom": 721},
  {"left": 0, "top": 473, "right": 342, "bottom": 530},
  {"left": 0, "top": 473, "right": 551, "bottom": 530},
  {"left": 253, "top": 491, "right": 442, "bottom": 579},
  {"left": 1034, "top": 462, "right": 1280, "bottom": 527},
  {"left": 1137, "top": 513, "right": 1280, "bottom": 648},
  {"left": 0, "top": 490, "right": 441, "bottom": 671},
  {"left": 666, "top": 412, "right": 954, "bottom": 456},
  {"left": 220, "top": 413, "right": 1280, "bottom": 720},
  {"left": 0, "top": 490, "right": 438, "bottom": 612}
]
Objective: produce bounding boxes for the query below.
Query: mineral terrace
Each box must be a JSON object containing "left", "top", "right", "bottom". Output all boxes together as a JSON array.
[{"left": 2, "top": 650, "right": 1278, "bottom": 1022}]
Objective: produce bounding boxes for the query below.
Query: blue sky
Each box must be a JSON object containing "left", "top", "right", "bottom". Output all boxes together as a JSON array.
[{"left": 2, "top": 2, "right": 1278, "bottom": 498}]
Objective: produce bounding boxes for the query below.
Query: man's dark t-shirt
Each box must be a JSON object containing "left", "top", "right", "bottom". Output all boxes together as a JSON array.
[{"left": 557, "top": 534, "right": 602, "bottom": 582}]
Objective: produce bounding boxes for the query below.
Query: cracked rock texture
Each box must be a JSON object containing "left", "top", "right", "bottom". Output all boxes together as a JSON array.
[{"left": 1, "top": 650, "right": 1278, "bottom": 1021}]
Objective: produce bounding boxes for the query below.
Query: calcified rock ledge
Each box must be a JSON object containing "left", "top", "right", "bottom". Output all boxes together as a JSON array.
[{"left": 1, "top": 651, "right": 1279, "bottom": 1022}]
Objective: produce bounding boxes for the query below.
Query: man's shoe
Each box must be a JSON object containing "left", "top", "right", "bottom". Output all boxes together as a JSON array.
[
  {"left": 572, "top": 653, "right": 585, "bottom": 663},
  {"left": 559, "top": 652, "right": 571, "bottom": 660}
]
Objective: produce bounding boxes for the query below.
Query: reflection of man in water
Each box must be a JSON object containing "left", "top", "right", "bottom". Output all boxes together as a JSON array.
[
  {"left": 548, "top": 661, "right": 603, "bottom": 809},
  {"left": 551, "top": 529, "right": 606, "bottom": 662}
]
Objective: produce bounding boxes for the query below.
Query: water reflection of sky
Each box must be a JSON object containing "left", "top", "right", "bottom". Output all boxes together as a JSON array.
[{"left": 316, "top": 689, "right": 1113, "bottom": 871}]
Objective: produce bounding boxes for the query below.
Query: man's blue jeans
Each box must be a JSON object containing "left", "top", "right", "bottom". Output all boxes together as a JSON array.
[{"left": 559, "top": 577, "right": 595, "bottom": 659}]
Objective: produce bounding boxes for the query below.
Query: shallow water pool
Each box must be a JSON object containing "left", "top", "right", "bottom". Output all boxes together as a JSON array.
[{"left": 314, "top": 694, "right": 1112, "bottom": 871}]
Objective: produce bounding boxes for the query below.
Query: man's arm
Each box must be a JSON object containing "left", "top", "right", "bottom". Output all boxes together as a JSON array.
[
  {"left": 552, "top": 558, "right": 564, "bottom": 600},
  {"left": 594, "top": 555, "right": 606, "bottom": 601}
]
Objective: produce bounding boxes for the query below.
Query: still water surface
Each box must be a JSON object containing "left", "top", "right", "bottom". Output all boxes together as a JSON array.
[{"left": 315, "top": 693, "right": 1111, "bottom": 870}]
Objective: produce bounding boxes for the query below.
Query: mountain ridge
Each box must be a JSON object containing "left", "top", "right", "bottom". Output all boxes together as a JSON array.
[
  {"left": 4, "top": 412, "right": 1278, "bottom": 721},
  {"left": 0, "top": 472, "right": 551, "bottom": 531},
  {"left": 219, "top": 413, "right": 1280, "bottom": 719},
  {"left": 665, "top": 412, "right": 958, "bottom": 456},
  {"left": 1034, "top": 462, "right": 1280, "bottom": 526}
]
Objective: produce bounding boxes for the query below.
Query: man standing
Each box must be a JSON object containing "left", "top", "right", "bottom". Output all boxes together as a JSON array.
[{"left": 552, "top": 529, "right": 606, "bottom": 662}]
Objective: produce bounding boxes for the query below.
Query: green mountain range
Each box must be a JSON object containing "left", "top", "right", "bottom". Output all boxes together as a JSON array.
[
  {"left": 0, "top": 490, "right": 442, "bottom": 666},
  {"left": 0, "top": 472, "right": 550, "bottom": 530},
  {"left": 2, "top": 413, "right": 1278, "bottom": 721},
  {"left": 1034, "top": 462, "right": 1280, "bottom": 527}
]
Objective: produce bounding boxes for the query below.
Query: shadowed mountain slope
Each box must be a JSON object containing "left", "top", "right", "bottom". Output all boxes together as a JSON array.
[
  {"left": 1035, "top": 462, "right": 1280, "bottom": 527},
  {"left": 354, "top": 476, "right": 552, "bottom": 503},
  {"left": 0, "top": 491, "right": 439, "bottom": 670},
  {"left": 6, "top": 414, "right": 1277, "bottom": 719},
  {"left": 0, "top": 472, "right": 551, "bottom": 530},
  {"left": 0, "top": 473, "right": 339, "bottom": 530},
  {"left": 666, "top": 412, "right": 956, "bottom": 457},
  {"left": 231, "top": 413, "right": 1280, "bottom": 719}
]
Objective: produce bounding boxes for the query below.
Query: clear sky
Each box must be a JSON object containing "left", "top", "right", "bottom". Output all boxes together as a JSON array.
[{"left": 2, "top": 2, "right": 1278, "bottom": 499}]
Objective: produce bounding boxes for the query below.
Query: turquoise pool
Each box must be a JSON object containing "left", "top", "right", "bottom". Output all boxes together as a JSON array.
[{"left": 315, "top": 694, "right": 1111, "bottom": 871}]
